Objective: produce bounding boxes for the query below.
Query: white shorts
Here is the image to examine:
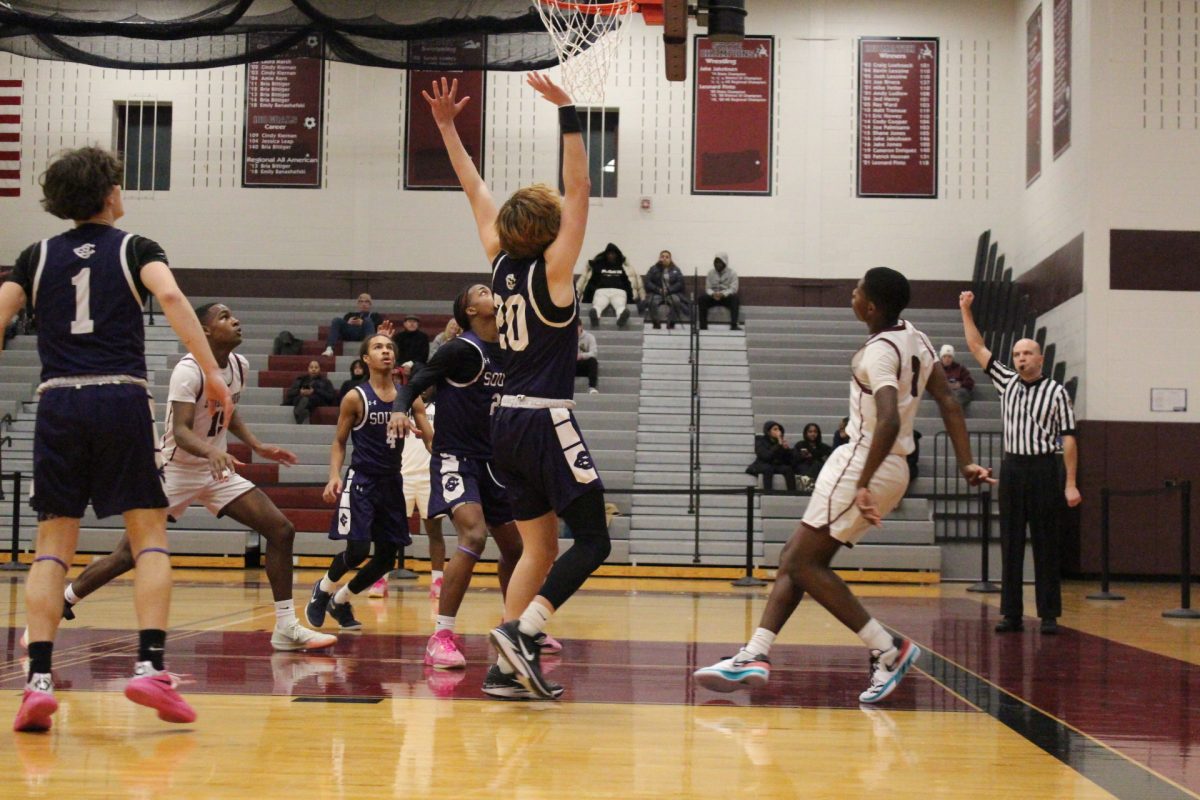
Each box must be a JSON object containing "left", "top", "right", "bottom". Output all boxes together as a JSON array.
[
  {"left": 163, "top": 464, "right": 257, "bottom": 521},
  {"left": 801, "top": 444, "right": 909, "bottom": 546},
  {"left": 404, "top": 477, "right": 431, "bottom": 519}
]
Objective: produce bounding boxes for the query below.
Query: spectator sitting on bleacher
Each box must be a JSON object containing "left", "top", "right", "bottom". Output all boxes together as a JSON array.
[
  {"left": 939, "top": 344, "right": 975, "bottom": 408},
  {"left": 793, "top": 423, "right": 832, "bottom": 490},
  {"left": 831, "top": 416, "right": 850, "bottom": 450},
  {"left": 746, "top": 420, "right": 797, "bottom": 493},
  {"left": 392, "top": 314, "right": 430, "bottom": 375},
  {"left": 644, "top": 250, "right": 690, "bottom": 330},
  {"left": 322, "top": 293, "right": 381, "bottom": 357},
  {"left": 698, "top": 252, "right": 740, "bottom": 331},
  {"left": 337, "top": 358, "right": 368, "bottom": 402},
  {"left": 577, "top": 242, "right": 643, "bottom": 329},
  {"left": 576, "top": 319, "right": 600, "bottom": 394},
  {"left": 284, "top": 359, "right": 337, "bottom": 424},
  {"left": 429, "top": 318, "right": 461, "bottom": 358}
]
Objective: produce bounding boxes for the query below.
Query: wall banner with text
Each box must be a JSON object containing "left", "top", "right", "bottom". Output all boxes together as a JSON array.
[
  {"left": 405, "top": 37, "right": 486, "bottom": 190},
  {"left": 1052, "top": 0, "right": 1072, "bottom": 159},
  {"left": 1027, "top": 6, "right": 1043, "bottom": 186},
  {"left": 243, "top": 33, "right": 324, "bottom": 188},
  {"left": 692, "top": 35, "right": 774, "bottom": 195},
  {"left": 857, "top": 37, "right": 939, "bottom": 198}
]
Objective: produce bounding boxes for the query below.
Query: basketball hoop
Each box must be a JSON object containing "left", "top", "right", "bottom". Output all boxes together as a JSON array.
[{"left": 533, "top": 1, "right": 638, "bottom": 103}]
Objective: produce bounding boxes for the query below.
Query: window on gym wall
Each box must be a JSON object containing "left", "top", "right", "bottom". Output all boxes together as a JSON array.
[
  {"left": 562, "top": 107, "right": 618, "bottom": 198},
  {"left": 114, "top": 101, "right": 172, "bottom": 192}
]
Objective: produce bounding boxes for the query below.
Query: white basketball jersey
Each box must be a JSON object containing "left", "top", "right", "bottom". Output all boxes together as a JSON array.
[
  {"left": 401, "top": 400, "right": 433, "bottom": 480},
  {"left": 846, "top": 320, "right": 936, "bottom": 456},
  {"left": 161, "top": 353, "right": 247, "bottom": 468}
]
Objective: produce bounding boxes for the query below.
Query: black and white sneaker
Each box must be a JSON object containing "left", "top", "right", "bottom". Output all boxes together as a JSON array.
[
  {"left": 490, "top": 620, "right": 557, "bottom": 699},
  {"left": 305, "top": 581, "right": 331, "bottom": 628},
  {"left": 326, "top": 597, "right": 362, "bottom": 631},
  {"left": 616, "top": 308, "right": 630, "bottom": 327},
  {"left": 481, "top": 664, "right": 564, "bottom": 700}
]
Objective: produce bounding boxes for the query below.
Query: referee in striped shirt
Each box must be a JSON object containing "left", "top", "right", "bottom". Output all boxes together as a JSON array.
[{"left": 960, "top": 291, "right": 1081, "bottom": 635}]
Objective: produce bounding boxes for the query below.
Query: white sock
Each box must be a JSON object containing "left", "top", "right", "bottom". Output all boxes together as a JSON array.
[
  {"left": 274, "top": 599, "right": 296, "bottom": 626},
  {"left": 497, "top": 656, "right": 515, "bottom": 675},
  {"left": 64, "top": 584, "right": 80, "bottom": 606},
  {"left": 432, "top": 569, "right": 443, "bottom": 582},
  {"left": 517, "top": 602, "right": 553, "bottom": 638},
  {"left": 319, "top": 575, "right": 338, "bottom": 593},
  {"left": 133, "top": 660, "right": 162, "bottom": 676},
  {"left": 333, "top": 585, "right": 352, "bottom": 605},
  {"left": 435, "top": 615, "right": 456, "bottom": 633},
  {"left": 857, "top": 619, "right": 896, "bottom": 654},
  {"left": 742, "top": 628, "right": 776, "bottom": 659}
]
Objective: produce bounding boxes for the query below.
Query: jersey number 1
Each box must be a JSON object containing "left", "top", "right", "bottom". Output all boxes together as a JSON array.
[{"left": 71, "top": 268, "right": 94, "bottom": 335}]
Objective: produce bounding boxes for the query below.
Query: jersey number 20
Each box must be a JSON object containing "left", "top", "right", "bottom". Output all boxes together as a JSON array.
[{"left": 495, "top": 294, "right": 529, "bottom": 352}]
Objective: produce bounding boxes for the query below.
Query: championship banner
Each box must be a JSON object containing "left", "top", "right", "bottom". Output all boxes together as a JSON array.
[
  {"left": 857, "top": 37, "right": 938, "bottom": 198},
  {"left": 692, "top": 35, "right": 773, "bottom": 195},
  {"left": 243, "top": 33, "right": 325, "bottom": 188},
  {"left": 1052, "top": 0, "right": 1072, "bottom": 159},
  {"left": 405, "top": 37, "right": 486, "bottom": 190},
  {"left": 1026, "top": 6, "right": 1043, "bottom": 186}
]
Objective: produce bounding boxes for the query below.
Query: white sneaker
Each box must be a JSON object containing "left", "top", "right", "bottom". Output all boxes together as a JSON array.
[
  {"left": 321, "top": 346, "right": 334, "bottom": 357},
  {"left": 271, "top": 619, "right": 338, "bottom": 652},
  {"left": 859, "top": 639, "right": 921, "bottom": 704},
  {"left": 588, "top": 387, "right": 599, "bottom": 394}
]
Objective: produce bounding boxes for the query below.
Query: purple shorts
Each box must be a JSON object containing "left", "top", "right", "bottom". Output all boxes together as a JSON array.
[
  {"left": 490, "top": 406, "right": 603, "bottom": 521},
  {"left": 32, "top": 383, "right": 166, "bottom": 519},
  {"left": 328, "top": 468, "right": 411, "bottom": 545},
  {"left": 428, "top": 453, "right": 513, "bottom": 527}
]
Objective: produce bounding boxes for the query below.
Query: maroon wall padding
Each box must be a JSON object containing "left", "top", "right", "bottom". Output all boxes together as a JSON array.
[
  {"left": 1016, "top": 233, "right": 1083, "bottom": 314},
  {"left": 1074, "top": 420, "right": 1200, "bottom": 577},
  {"left": 1110, "top": 229, "right": 1200, "bottom": 291}
]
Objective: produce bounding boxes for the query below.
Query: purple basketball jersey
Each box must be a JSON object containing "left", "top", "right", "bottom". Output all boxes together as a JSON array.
[
  {"left": 350, "top": 381, "right": 403, "bottom": 475},
  {"left": 490, "top": 252, "right": 578, "bottom": 400}
]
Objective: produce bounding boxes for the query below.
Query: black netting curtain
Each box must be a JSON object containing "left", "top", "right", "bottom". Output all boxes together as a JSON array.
[{"left": 0, "top": 1, "right": 560, "bottom": 71}]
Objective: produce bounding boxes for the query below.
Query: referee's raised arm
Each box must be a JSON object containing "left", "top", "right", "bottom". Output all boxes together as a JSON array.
[{"left": 958, "top": 291, "right": 992, "bottom": 370}]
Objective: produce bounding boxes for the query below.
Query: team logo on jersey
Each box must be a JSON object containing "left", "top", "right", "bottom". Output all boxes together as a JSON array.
[
  {"left": 573, "top": 451, "right": 594, "bottom": 471},
  {"left": 73, "top": 243, "right": 96, "bottom": 259},
  {"left": 505, "top": 274, "right": 517, "bottom": 291}
]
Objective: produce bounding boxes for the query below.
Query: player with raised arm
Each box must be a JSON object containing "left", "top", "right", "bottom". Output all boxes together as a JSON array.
[
  {"left": 47, "top": 303, "right": 336, "bottom": 652},
  {"left": 307, "top": 333, "right": 431, "bottom": 631},
  {"left": 0, "top": 146, "right": 232, "bottom": 731},
  {"left": 424, "top": 74, "right": 608, "bottom": 699},
  {"left": 693, "top": 268, "right": 995, "bottom": 704}
]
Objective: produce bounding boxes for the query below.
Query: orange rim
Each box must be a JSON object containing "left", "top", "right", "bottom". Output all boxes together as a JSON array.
[{"left": 537, "top": 0, "right": 638, "bottom": 16}]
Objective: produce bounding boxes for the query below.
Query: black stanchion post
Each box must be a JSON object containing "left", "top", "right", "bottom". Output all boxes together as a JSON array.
[
  {"left": 2, "top": 472, "right": 28, "bottom": 571},
  {"left": 1088, "top": 488, "right": 1124, "bottom": 601},
  {"left": 967, "top": 488, "right": 999, "bottom": 593},
  {"left": 732, "top": 486, "right": 766, "bottom": 587},
  {"left": 1164, "top": 480, "right": 1199, "bottom": 618}
]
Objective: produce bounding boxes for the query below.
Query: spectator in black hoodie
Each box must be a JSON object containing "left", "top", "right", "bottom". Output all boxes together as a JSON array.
[
  {"left": 392, "top": 314, "right": 430, "bottom": 375},
  {"left": 746, "top": 420, "right": 797, "bottom": 493},
  {"left": 793, "top": 422, "right": 833, "bottom": 488},
  {"left": 284, "top": 359, "right": 337, "bottom": 424},
  {"left": 577, "top": 242, "right": 644, "bottom": 328},
  {"left": 337, "top": 358, "right": 368, "bottom": 402}
]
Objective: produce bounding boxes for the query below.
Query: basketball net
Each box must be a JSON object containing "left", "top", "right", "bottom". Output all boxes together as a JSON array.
[{"left": 533, "top": 1, "right": 637, "bottom": 104}]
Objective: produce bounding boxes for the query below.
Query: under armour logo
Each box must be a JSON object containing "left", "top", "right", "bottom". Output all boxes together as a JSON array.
[
  {"left": 73, "top": 243, "right": 96, "bottom": 259},
  {"left": 573, "top": 451, "right": 594, "bottom": 470},
  {"left": 506, "top": 274, "right": 517, "bottom": 291}
]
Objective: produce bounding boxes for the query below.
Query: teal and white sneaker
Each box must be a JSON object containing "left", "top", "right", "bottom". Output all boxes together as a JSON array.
[
  {"left": 858, "top": 638, "right": 921, "bottom": 704},
  {"left": 693, "top": 652, "right": 771, "bottom": 693}
]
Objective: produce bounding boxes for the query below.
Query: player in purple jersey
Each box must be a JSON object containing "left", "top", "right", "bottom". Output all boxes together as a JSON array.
[
  {"left": 307, "top": 333, "right": 432, "bottom": 631},
  {"left": 392, "top": 284, "right": 534, "bottom": 683},
  {"left": 425, "top": 74, "right": 608, "bottom": 699},
  {"left": 0, "top": 146, "right": 232, "bottom": 732}
]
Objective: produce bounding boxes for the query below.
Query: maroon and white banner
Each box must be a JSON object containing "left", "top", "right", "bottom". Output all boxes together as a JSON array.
[
  {"left": 692, "top": 35, "right": 774, "bottom": 195},
  {"left": 1052, "top": 0, "right": 1072, "bottom": 158},
  {"left": 857, "top": 38, "right": 938, "bottom": 198},
  {"left": 243, "top": 34, "right": 324, "bottom": 188},
  {"left": 0, "top": 79, "right": 21, "bottom": 198},
  {"left": 1026, "top": 6, "right": 1043, "bottom": 186},
  {"left": 405, "top": 37, "right": 486, "bottom": 190}
]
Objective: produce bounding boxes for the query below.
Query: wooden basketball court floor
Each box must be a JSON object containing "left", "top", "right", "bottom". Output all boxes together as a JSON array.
[{"left": 2, "top": 571, "right": 1199, "bottom": 799}]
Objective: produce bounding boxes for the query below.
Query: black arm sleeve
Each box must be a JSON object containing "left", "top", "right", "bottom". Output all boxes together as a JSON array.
[
  {"left": 129, "top": 235, "right": 168, "bottom": 303},
  {"left": 6, "top": 243, "right": 40, "bottom": 297},
  {"left": 394, "top": 338, "right": 484, "bottom": 412}
]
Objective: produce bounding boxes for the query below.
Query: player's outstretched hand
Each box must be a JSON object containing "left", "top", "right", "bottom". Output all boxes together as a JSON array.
[
  {"left": 387, "top": 411, "right": 409, "bottom": 441},
  {"left": 257, "top": 444, "right": 299, "bottom": 466},
  {"left": 377, "top": 320, "right": 396, "bottom": 339},
  {"left": 527, "top": 72, "right": 572, "bottom": 107},
  {"left": 959, "top": 291, "right": 975, "bottom": 311},
  {"left": 961, "top": 463, "right": 997, "bottom": 486},
  {"left": 422, "top": 77, "right": 470, "bottom": 128},
  {"left": 208, "top": 450, "right": 244, "bottom": 482},
  {"left": 205, "top": 369, "right": 235, "bottom": 424},
  {"left": 855, "top": 487, "right": 883, "bottom": 527},
  {"left": 323, "top": 477, "right": 342, "bottom": 504}
]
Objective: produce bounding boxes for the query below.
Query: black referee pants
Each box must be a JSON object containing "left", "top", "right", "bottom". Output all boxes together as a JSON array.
[{"left": 999, "top": 454, "right": 1065, "bottom": 620}]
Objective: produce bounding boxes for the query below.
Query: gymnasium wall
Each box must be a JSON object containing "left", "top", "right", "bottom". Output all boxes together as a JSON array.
[{"left": 0, "top": 0, "right": 1019, "bottom": 286}]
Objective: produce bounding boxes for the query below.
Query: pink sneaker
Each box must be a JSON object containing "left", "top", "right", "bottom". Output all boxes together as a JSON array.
[
  {"left": 535, "top": 632, "right": 563, "bottom": 654},
  {"left": 423, "top": 629, "right": 466, "bottom": 669},
  {"left": 368, "top": 577, "right": 388, "bottom": 598},
  {"left": 429, "top": 576, "right": 443, "bottom": 599},
  {"left": 13, "top": 676, "right": 56, "bottom": 733},
  {"left": 125, "top": 668, "right": 197, "bottom": 724}
]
